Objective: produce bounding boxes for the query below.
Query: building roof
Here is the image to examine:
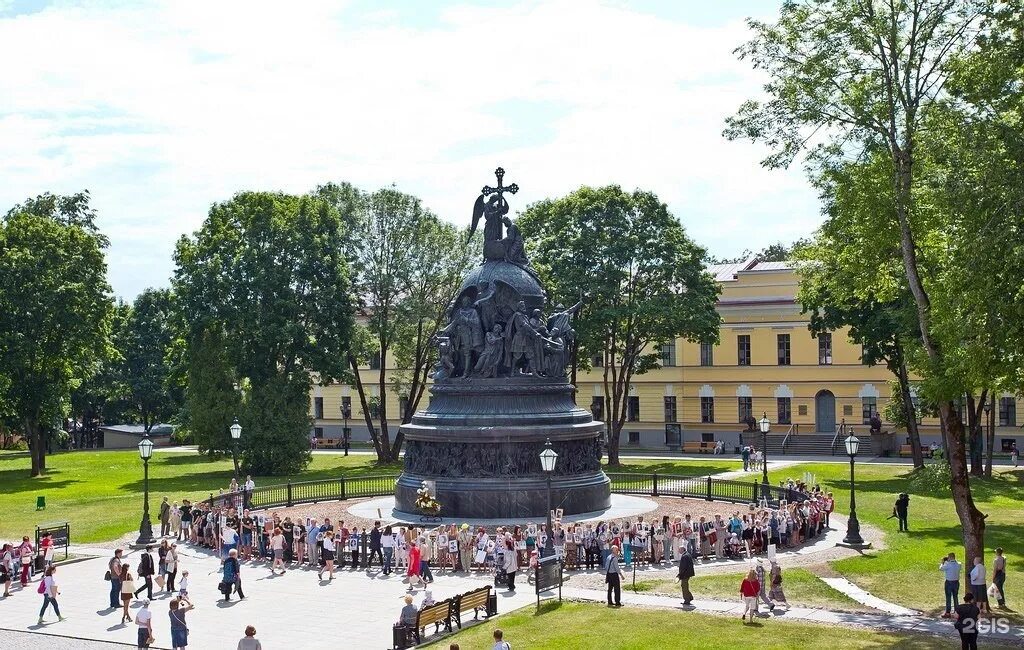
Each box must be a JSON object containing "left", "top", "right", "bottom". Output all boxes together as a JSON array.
[
  {"left": 747, "top": 260, "right": 793, "bottom": 272},
  {"left": 98, "top": 424, "right": 174, "bottom": 437}
]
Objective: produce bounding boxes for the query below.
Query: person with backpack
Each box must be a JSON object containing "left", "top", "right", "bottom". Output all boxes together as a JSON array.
[
  {"left": 135, "top": 546, "right": 155, "bottom": 600},
  {"left": 492, "top": 629, "right": 511, "bottom": 650},
  {"left": 222, "top": 548, "right": 244, "bottom": 601},
  {"left": 37, "top": 565, "right": 65, "bottom": 625},
  {"left": 107, "top": 548, "right": 124, "bottom": 609}
]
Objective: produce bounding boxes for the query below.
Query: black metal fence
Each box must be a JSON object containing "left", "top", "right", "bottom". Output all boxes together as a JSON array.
[{"left": 205, "top": 472, "right": 808, "bottom": 512}]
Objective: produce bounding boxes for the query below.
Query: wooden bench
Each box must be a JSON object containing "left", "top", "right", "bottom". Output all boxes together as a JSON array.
[
  {"left": 700, "top": 442, "right": 715, "bottom": 453},
  {"left": 411, "top": 598, "right": 454, "bottom": 645},
  {"left": 452, "top": 585, "right": 493, "bottom": 629},
  {"left": 682, "top": 442, "right": 703, "bottom": 453},
  {"left": 898, "top": 444, "right": 913, "bottom": 457}
]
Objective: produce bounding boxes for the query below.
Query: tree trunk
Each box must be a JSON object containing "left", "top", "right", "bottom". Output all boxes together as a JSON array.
[
  {"left": 26, "top": 417, "right": 42, "bottom": 477},
  {"left": 891, "top": 145, "right": 985, "bottom": 564},
  {"left": 893, "top": 350, "right": 924, "bottom": 469},
  {"left": 603, "top": 345, "right": 620, "bottom": 467},
  {"left": 941, "top": 401, "right": 987, "bottom": 564},
  {"left": 348, "top": 353, "right": 385, "bottom": 461},
  {"left": 966, "top": 392, "right": 986, "bottom": 477},
  {"left": 376, "top": 343, "right": 392, "bottom": 462},
  {"left": 984, "top": 391, "right": 995, "bottom": 478}
]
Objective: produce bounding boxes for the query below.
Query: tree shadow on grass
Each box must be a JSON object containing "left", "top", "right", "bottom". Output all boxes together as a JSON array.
[{"left": 0, "top": 468, "right": 81, "bottom": 494}]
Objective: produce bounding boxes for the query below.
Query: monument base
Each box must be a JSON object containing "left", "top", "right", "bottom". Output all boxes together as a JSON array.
[{"left": 395, "top": 471, "right": 611, "bottom": 520}]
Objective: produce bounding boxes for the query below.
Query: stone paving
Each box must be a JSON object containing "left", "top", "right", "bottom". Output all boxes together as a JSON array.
[{"left": 0, "top": 544, "right": 537, "bottom": 649}]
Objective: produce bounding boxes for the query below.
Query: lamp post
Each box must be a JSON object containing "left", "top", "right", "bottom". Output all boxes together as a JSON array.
[
  {"left": 229, "top": 417, "right": 242, "bottom": 484},
  {"left": 842, "top": 431, "right": 865, "bottom": 546},
  {"left": 539, "top": 438, "right": 559, "bottom": 558},
  {"left": 759, "top": 412, "right": 771, "bottom": 490},
  {"left": 135, "top": 433, "right": 156, "bottom": 546}
]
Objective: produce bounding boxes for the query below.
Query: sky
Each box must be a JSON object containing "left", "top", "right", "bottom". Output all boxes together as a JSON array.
[{"left": 0, "top": 0, "right": 821, "bottom": 299}]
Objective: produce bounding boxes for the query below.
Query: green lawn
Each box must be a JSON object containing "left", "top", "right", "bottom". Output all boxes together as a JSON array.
[
  {"left": 629, "top": 567, "right": 874, "bottom": 613},
  {"left": 607, "top": 458, "right": 743, "bottom": 476},
  {"left": 428, "top": 601, "right": 971, "bottom": 649},
  {"left": 793, "top": 462, "right": 1024, "bottom": 621},
  {"left": 0, "top": 449, "right": 400, "bottom": 543}
]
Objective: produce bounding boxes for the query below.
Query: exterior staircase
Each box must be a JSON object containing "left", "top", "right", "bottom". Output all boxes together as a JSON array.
[{"left": 756, "top": 429, "right": 845, "bottom": 456}]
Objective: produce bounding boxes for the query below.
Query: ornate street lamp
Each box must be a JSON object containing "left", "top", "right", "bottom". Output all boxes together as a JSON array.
[
  {"left": 539, "top": 438, "right": 559, "bottom": 558},
  {"left": 135, "top": 433, "right": 156, "bottom": 546},
  {"left": 842, "top": 431, "right": 865, "bottom": 546},
  {"left": 759, "top": 412, "right": 771, "bottom": 491},
  {"left": 229, "top": 417, "right": 242, "bottom": 484}
]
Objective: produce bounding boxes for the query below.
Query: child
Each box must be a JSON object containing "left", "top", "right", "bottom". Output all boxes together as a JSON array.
[
  {"left": 177, "top": 570, "right": 191, "bottom": 604},
  {"left": 420, "top": 589, "right": 435, "bottom": 608}
]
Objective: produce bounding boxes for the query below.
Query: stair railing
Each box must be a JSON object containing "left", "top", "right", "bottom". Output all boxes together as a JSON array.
[
  {"left": 830, "top": 419, "right": 846, "bottom": 456},
  {"left": 781, "top": 423, "right": 797, "bottom": 454}
]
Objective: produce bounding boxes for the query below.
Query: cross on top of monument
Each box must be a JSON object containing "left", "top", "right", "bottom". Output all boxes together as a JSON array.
[{"left": 482, "top": 167, "right": 519, "bottom": 201}]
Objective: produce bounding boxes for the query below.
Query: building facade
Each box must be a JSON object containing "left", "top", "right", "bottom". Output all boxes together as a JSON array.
[{"left": 311, "top": 259, "right": 1021, "bottom": 454}]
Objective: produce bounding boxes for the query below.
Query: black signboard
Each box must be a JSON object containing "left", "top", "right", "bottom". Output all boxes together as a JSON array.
[
  {"left": 35, "top": 522, "right": 70, "bottom": 562},
  {"left": 534, "top": 554, "right": 563, "bottom": 610}
]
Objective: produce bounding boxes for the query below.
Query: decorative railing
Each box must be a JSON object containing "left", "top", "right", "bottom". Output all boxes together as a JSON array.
[
  {"left": 781, "top": 424, "right": 798, "bottom": 453},
  {"left": 831, "top": 420, "right": 847, "bottom": 456},
  {"left": 205, "top": 472, "right": 809, "bottom": 512}
]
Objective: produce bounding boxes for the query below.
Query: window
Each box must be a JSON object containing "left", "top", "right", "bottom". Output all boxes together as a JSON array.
[
  {"left": 341, "top": 396, "right": 352, "bottom": 419},
  {"left": 737, "top": 396, "right": 753, "bottom": 424},
  {"left": 737, "top": 335, "right": 751, "bottom": 366},
  {"left": 590, "top": 396, "right": 604, "bottom": 420},
  {"left": 398, "top": 396, "right": 409, "bottom": 420},
  {"left": 700, "top": 342, "right": 714, "bottom": 366},
  {"left": 700, "top": 397, "right": 715, "bottom": 423},
  {"left": 861, "top": 344, "right": 870, "bottom": 365},
  {"left": 314, "top": 426, "right": 324, "bottom": 439},
  {"left": 862, "top": 397, "right": 877, "bottom": 424},
  {"left": 314, "top": 396, "right": 324, "bottom": 419},
  {"left": 777, "top": 397, "right": 792, "bottom": 424},
  {"left": 627, "top": 396, "right": 640, "bottom": 422},
  {"left": 660, "top": 343, "right": 676, "bottom": 367},
  {"left": 369, "top": 351, "right": 381, "bottom": 370},
  {"left": 665, "top": 424, "right": 681, "bottom": 446},
  {"left": 910, "top": 395, "right": 921, "bottom": 424},
  {"left": 592, "top": 353, "right": 603, "bottom": 368},
  {"left": 627, "top": 431, "right": 641, "bottom": 445},
  {"left": 999, "top": 397, "right": 1017, "bottom": 427},
  {"left": 818, "top": 332, "right": 833, "bottom": 365},
  {"left": 663, "top": 396, "right": 677, "bottom": 423},
  {"left": 368, "top": 398, "right": 380, "bottom": 420},
  {"left": 700, "top": 432, "right": 715, "bottom": 442},
  {"left": 777, "top": 334, "right": 791, "bottom": 365}
]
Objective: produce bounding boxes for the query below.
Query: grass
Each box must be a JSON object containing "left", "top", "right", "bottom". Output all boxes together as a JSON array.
[
  {"left": 624, "top": 568, "right": 874, "bottom": 613},
  {"left": 0, "top": 449, "right": 401, "bottom": 543},
  {"left": 426, "top": 601, "right": 975, "bottom": 649},
  {"left": 792, "top": 462, "right": 1024, "bottom": 621}
]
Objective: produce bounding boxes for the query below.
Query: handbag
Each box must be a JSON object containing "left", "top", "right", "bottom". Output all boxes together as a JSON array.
[
  {"left": 37, "top": 580, "right": 46, "bottom": 594},
  {"left": 103, "top": 570, "right": 111, "bottom": 581}
]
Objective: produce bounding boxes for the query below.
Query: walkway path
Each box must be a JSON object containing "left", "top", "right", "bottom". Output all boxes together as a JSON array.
[
  {"left": 818, "top": 576, "right": 920, "bottom": 616},
  {"left": 557, "top": 586, "right": 1023, "bottom": 643}
]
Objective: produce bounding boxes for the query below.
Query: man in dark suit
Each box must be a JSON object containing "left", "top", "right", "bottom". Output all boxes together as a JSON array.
[
  {"left": 134, "top": 546, "right": 155, "bottom": 600},
  {"left": 605, "top": 545, "right": 622, "bottom": 606},
  {"left": 677, "top": 550, "right": 695, "bottom": 606},
  {"left": 895, "top": 493, "right": 910, "bottom": 532},
  {"left": 159, "top": 497, "right": 171, "bottom": 537},
  {"left": 369, "top": 521, "right": 383, "bottom": 567}
]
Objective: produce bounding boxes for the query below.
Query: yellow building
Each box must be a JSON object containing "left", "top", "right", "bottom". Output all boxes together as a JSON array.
[{"left": 311, "top": 259, "right": 1021, "bottom": 454}]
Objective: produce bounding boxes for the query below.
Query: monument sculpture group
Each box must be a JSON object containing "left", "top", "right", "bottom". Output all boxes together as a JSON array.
[{"left": 394, "top": 168, "right": 612, "bottom": 519}]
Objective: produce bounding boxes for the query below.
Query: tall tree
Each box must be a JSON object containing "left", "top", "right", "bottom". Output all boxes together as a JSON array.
[
  {"left": 174, "top": 191, "right": 354, "bottom": 474},
  {"left": 0, "top": 195, "right": 113, "bottom": 476},
  {"left": 337, "top": 186, "right": 472, "bottom": 463},
  {"left": 518, "top": 186, "right": 721, "bottom": 466},
  {"left": 121, "top": 288, "right": 178, "bottom": 432},
  {"left": 725, "top": 0, "right": 1008, "bottom": 561}
]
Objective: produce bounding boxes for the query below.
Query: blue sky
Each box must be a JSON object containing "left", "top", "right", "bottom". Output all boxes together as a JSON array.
[{"left": 0, "top": 0, "right": 820, "bottom": 299}]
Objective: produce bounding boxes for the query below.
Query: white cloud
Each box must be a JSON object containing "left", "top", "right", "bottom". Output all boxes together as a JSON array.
[{"left": 0, "top": 0, "right": 819, "bottom": 297}]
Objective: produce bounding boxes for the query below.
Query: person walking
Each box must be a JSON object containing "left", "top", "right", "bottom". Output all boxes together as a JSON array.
[
  {"left": 940, "top": 552, "right": 962, "bottom": 618},
  {"left": 993, "top": 547, "right": 1007, "bottom": 609},
  {"left": 270, "top": 527, "right": 286, "bottom": 575},
  {"left": 954, "top": 592, "right": 981, "bottom": 650},
  {"left": 318, "top": 530, "right": 335, "bottom": 581},
  {"left": 969, "top": 557, "right": 991, "bottom": 615},
  {"left": 369, "top": 521, "right": 384, "bottom": 567},
  {"left": 1010, "top": 443, "right": 1018, "bottom": 468},
  {"left": 120, "top": 565, "right": 137, "bottom": 624},
  {"left": 741, "top": 446, "right": 750, "bottom": 472},
  {"left": 677, "top": 549, "right": 695, "bottom": 606},
  {"left": 222, "top": 548, "right": 245, "bottom": 601},
  {"left": 108, "top": 548, "right": 124, "bottom": 609},
  {"left": 135, "top": 546, "right": 155, "bottom": 600},
  {"left": 169, "top": 597, "right": 193, "bottom": 650},
  {"left": 407, "top": 541, "right": 423, "bottom": 592},
  {"left": 740, "top": 569, "right": 760, "bottom": 623},
  {"left": 160, "top": 497, "right": 171, "bottom": 538},
  {"left": 37, "top": 566, "right": 65, "bottom": 625},
  {"left": 237, "top": 625, "right": 262, "bottom": 650},
  {"left": 895, "top": 493, "right": 910, "bottom": 532},
  {"left": 165, "top": 543, "right": 179, "bottom": 593},
  {"left": 604, "top": 544, "right": 622, "bottom": 607},
  {"left": 768, "top": 560, "right": 789, "bottom": 610},
  {"left": 755, "top": 559, "right": 776, "bottom": 612},
  {"left": 135, "top": 599, "right": 153, "bottom": 649}
]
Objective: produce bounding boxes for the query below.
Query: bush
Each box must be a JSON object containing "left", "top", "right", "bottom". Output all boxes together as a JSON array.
[{"left": 907, "top": 461, "right": 951, "bottom": 494}]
